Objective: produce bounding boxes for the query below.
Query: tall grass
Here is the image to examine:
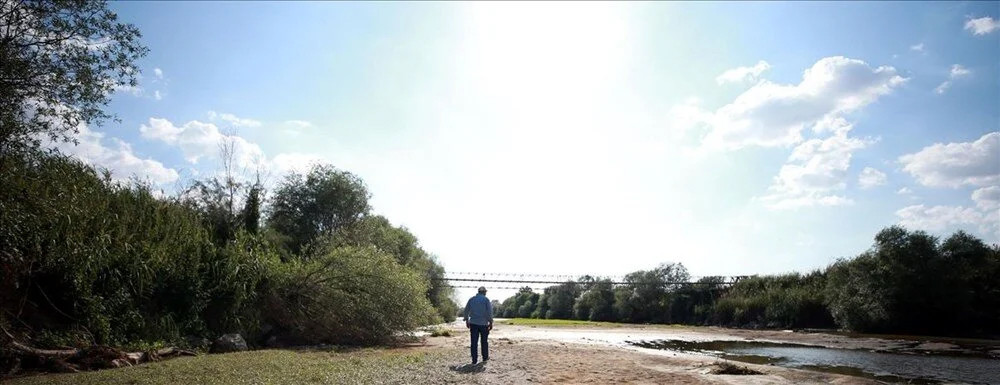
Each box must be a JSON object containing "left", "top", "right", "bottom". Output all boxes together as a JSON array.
[{"left": 0, "top": 149, "right": 445, "bottom": 350}]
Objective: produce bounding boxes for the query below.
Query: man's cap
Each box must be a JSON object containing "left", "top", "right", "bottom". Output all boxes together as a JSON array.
[{"left": 478, "top": 286, "right": 487, "bottom": 293}]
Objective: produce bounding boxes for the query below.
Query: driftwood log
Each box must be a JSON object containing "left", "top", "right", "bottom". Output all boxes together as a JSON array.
[{"left": 2, "top": 329, "right": 195, "bottom": 376}]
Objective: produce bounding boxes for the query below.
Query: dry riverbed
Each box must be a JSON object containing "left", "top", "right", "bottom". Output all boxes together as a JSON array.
[
  {"left": 420, "top": 321, "right": 882, "bottom": 384},
  {"left": 8, "top": 320, "right": 998, "bottom": 384}
]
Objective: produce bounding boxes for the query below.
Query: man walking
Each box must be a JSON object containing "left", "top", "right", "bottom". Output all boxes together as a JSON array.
[{"left": 463, "top": 286, "right": 493, "bottom": 364}]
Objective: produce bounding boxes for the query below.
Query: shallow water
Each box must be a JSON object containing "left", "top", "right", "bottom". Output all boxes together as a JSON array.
[{"left": 631, "top": 339, "right": 1000, "bottom": 384}]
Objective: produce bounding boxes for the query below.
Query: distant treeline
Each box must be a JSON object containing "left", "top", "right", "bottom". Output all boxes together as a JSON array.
[
  {"left": 496, "top": 228, "right": 999, "bottom": 337},
  {"left": 0, "top": 147, "right": 457, "bottom": 348}
]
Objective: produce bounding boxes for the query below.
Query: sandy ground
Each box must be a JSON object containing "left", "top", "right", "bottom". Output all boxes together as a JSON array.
[{"left": 408, "top": 322, "right": 886, "bottom": 384}]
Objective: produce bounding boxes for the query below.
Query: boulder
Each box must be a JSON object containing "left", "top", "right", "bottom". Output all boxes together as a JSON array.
[{"left": 210, "top": 333, "right": 248, "bottom": 353}]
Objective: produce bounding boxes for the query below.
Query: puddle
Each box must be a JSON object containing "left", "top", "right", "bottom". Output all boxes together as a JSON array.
[{"left": 629, "top": 339, "right": 1000, "bottom": 384}]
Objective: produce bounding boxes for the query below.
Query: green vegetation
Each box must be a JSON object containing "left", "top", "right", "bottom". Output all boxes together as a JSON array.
[
  {"left": 496, "top": 227, "right": 999, "bottom": 337},
  {"left": 2, "top": 3, "right": 457, "bottom": 371},
  {"left": 0, "top": 147, "right": 455, "bottom": 349},
  {"left": 5, "top": 349, "right": 444, "bottom": 385}
]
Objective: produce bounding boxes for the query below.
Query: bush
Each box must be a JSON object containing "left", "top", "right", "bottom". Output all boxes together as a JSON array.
[
  {"left": 0, "top": 150, "right": 217, "bottom": 345},
  {"left": 710, "top": 273, "right": 832, "bottom": 329},
  {"left": 263, "top": 246, "right": 437, "bottom": 345}
]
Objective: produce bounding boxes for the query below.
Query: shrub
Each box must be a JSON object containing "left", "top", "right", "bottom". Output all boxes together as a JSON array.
[
  {"left": 1, "top": 150, "right": 215, "bottom": 345},
  {"left": 263, "top": 246, "right": 437, "bottom": 345}
]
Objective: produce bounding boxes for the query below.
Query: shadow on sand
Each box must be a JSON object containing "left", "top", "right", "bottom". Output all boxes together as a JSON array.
[{"left": 450, "top": 362, "right": 486, "bottom": 373}]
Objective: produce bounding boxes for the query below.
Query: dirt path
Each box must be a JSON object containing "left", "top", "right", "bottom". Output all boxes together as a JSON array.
[{"left": 412, "top": 322, "right": 880, "bottom": 384}]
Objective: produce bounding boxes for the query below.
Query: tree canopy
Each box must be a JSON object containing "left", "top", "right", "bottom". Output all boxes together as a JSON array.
[
  {"left": 0, "top": 0, "right": 147, "bottom": 152},
  {"left": 267, "top": 164, "right": 371, "bottom": 256}
]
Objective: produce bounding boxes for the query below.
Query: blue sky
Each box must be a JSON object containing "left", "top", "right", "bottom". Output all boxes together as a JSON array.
[{"left": 58, "top": 2, "right": 999, "bottom": 299}]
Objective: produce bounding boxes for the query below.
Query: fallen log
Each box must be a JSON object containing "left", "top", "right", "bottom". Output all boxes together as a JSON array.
[
  {"left": 2, "top": 340, "right": 197, "bottom": 376},
  {"left": 8, "top": 340, "right": 81, "bottom": 359}
]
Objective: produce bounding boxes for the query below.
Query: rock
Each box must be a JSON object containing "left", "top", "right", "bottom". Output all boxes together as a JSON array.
[{"left": 210, "top": 334, "right": 248, "bottom": 353}]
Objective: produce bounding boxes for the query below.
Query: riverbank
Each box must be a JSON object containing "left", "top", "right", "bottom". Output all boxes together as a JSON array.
[
  {"left": 7, "top": 320, "right": 999, "bottom": 384},
  {"left": 5, "top": 339, "right": 870, "bottom": 385}
]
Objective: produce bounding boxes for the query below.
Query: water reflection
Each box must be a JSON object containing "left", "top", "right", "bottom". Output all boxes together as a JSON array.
[{"left": 630, "top": 339, "right": 1000, "bottom": 384}]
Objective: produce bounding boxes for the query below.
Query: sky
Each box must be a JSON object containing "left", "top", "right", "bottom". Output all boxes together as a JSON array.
[{"left": 56, "top": 2, "right": 999, "bottom": 301}]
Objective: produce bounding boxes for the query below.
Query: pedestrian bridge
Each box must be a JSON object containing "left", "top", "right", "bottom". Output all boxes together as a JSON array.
[{"left": 436, "top": 272, "right": 750, "bottom": 290}]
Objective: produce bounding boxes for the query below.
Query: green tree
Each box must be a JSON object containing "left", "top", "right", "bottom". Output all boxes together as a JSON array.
[
  {"left": 242, "top": 183, "right": 263, "bottom": 235},
  {"left": 543, "top": 281, "right": 579, "bottom": 319},
  {"left": 268, "top": 164, "right": 371, "bottom": 256},
  {"left": 498, "top": 287, "right": 536, "bottom": 318},
  {"left": 574, "top": 279, "right": 615, "bottom": 321},
  {"left": 614, "top": 263, "right": 689, "bottom": 323},
  {"left": 825, "top": 226, "right": 975, "bottom": 334},
  {"left": 0, "top": 0, "right": 147, "bottom": 152},
  {"left": 530, "top": 292, "right": 548, "bottom": 319}
]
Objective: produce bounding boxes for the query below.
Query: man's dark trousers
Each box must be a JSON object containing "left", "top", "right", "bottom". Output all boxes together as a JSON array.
[{"left": 469, "top": 323, "right": 489, "bottom": 363}]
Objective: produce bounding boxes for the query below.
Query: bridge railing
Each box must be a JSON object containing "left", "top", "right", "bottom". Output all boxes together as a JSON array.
[{"left": 435, "top": 274, "right": 752, "bottom": 288}]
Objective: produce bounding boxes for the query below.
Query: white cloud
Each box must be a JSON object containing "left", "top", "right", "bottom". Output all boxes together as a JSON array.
[
  {"left": 281, "top": 120, "right": 314, "bottom": 136},
  {"left": 49, "top": 125, "right": 178, "bottom": 185},
  {"left": 138, "top": 117, "right": 327, "bottom": 188},
  {"left": 909, "top": 43, "right": 924, "bottom": 52},
  {"left": 285, "top": 120, "right": 313, "bottom": 129},
  {"left": 896, "top": 204, "right": 992, "bottom": 233},
  {"left": 935, "top": 64, "right": 971, "bottom": 94},
  {"left": 950, "top": 64, "right": 971, "bottom": 78},
  {"left": 270, "top": 153, "right": 326, "bottom": 175},
  {"left": 897, "top": 187, "right": 913, "bottom": 195},
  {"left": 715, "top": 60, "right": 771, "bottom": 85},
  {"left": 672, "top": 57, "right": 904, "bottom": 209},
  {"left": 858, "top": 167, "right": 887, "bottom": 189},
  {"left": 758, "top": 120, "right": 873, "bottom": 209},
  {"left": 935, "top": 81, "right": 952, "bottom": 95},
  {"left": 965, "top": 16, "right": 1000, "bottom": 35},
  {"left": 899, "top": 132, "right": 1000, "bottom": 188},
  {"left": 154, "top": 67, "right": 164, "bottom": 79},
  {"left": 140, "top": 117, "right": 264, "bottom": 168},
  {"left": 154, "top": 90, "right": 162, "bottom": 101},
  {"left": 972, "top": 186, "right": 1000, "bottom": 211},
  {"left": 682, "top": 56, "right": 905, "bottom": 150},
  {"left": 207, "top": 110, "right": 262, "bottom": 128}
]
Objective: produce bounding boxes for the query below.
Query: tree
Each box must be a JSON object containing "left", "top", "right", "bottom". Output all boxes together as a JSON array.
[
  {"left": 614, "top": 263, "right": 689, "bottom": 323},
  {"left": 242, "top": 183, "right": 262, "bottom": 234},
  {"left": 543, "top": 281, "right": 579, "bottom": 319},
  {"left": 268, "top": 164, "right": 371, "bottom": 256},
  {"left": 1, "top": 0, "right": 147, "bottom": 152},
  {"left": 180, "top": 138, "right": 262, "bottom": 245},
  {"left": 824, "top": 226, "right": 981, "bottom": 334},
  {"left": 490, "top": 300, "right": 501, "bottom": 317},
  {"left": 497, "top": 287, "right": 537, "bottom": 318},
  {"left": 334, "top": 215, "right": 424, "bottom": 266},
  {"left": 574, "top": 279, "right": 615, "bottom": 321}
]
